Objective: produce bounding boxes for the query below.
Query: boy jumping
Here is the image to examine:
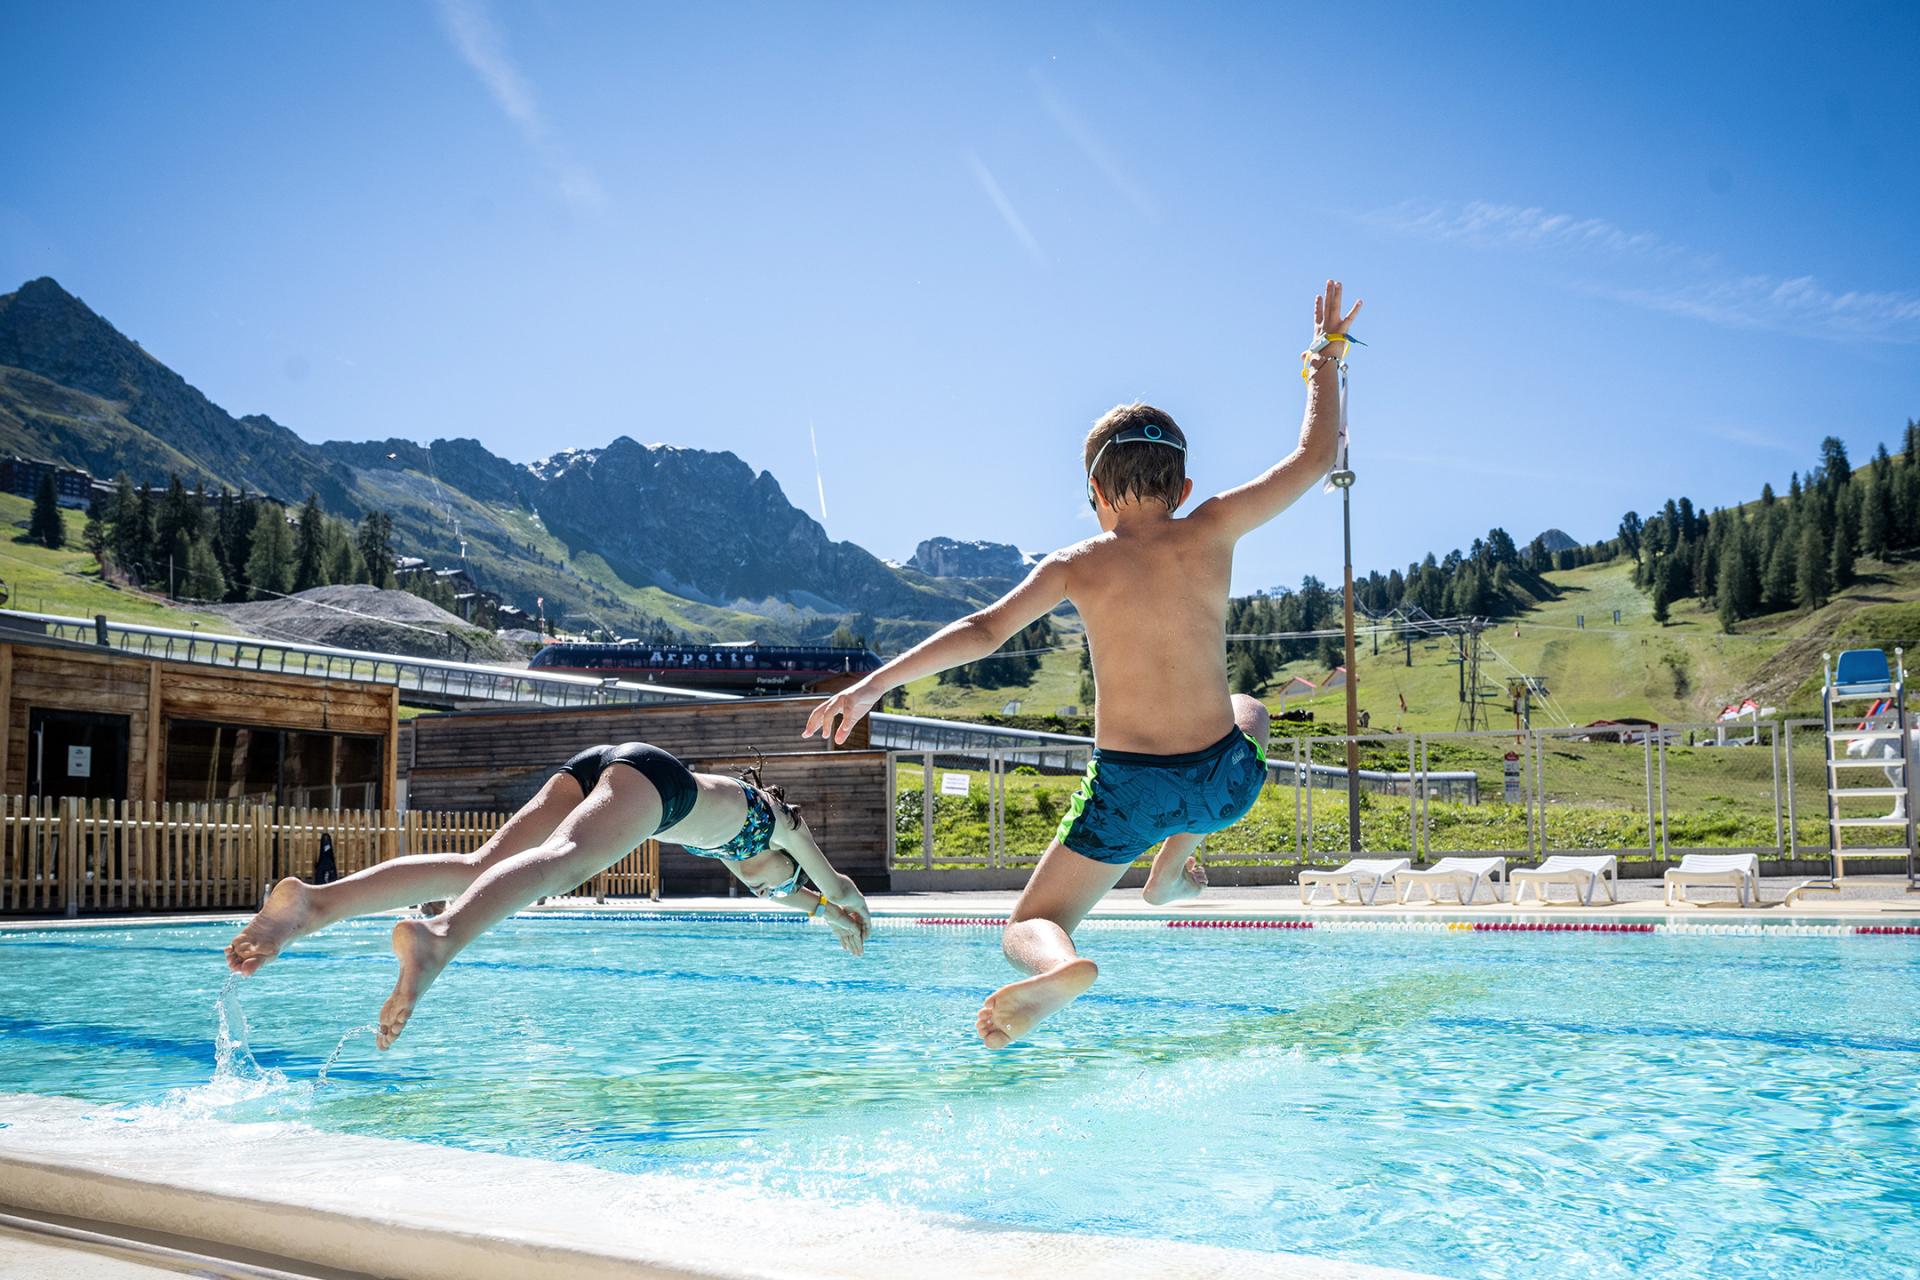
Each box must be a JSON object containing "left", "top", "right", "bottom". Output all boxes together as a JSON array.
[{"left": 805, "top": 279, "right": 1362, "bottom": 1048}]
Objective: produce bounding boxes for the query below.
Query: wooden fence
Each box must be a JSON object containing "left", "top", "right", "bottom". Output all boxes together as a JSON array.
[{"left": 0, "top": 796, "right": 659, "bottom": 916}]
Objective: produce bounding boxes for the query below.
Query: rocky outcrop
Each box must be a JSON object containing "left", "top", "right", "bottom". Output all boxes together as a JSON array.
[{"left": 907, "top": 537, "right": 1032, "bottom": 581}]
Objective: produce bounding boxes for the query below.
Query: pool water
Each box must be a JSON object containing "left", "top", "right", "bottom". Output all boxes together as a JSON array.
[{"left": 1, "top": 915, "right": 1916, "bottom": 1280}]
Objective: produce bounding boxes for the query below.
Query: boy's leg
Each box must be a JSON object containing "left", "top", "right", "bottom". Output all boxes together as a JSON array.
[
  {"left": 1142, "top": 695, "right": 1271, "bottom": 906},
  {"left": 226, "top": 773, "right": 585, "bottom": 974},
  {"left": 377, "top": 768, "right": 663, "bottom": 1048},
  {"left": 976, "top": 841, "right": 1130, "bottom": 1049},
  {"left": 1142, "top": 831, "right": 1207, "bottom": 905}
]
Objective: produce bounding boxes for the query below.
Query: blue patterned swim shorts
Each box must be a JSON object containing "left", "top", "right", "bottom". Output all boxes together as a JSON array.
[{"left": 1055, "top": 727, "right": 1267, "bottom": 865}]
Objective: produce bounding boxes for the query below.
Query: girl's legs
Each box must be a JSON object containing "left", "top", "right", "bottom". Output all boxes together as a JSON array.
[
  {"left": 225, "top": 773, "right": 586, "bottom": 973},
  {"left": 377, "top": 767, "right": 664, "bottom": 1049}
]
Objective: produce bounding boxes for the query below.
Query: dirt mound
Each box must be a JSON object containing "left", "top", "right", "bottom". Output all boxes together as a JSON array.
[{"left": 210, "top": 585, "right": 521, "bottom": 663}]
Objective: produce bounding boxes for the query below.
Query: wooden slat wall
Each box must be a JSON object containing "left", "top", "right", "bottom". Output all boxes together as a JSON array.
[
  {"left": 1, "top": 641, "right": 396, "bottom": 805},
  {"left": 661, "top": 750, "right": 892, "bottom": 894},
  {"left": 404, "top": 698, "right": 866, "bottom": 813},
  {"left": 5, "top": 647, "right": 154, "bottom": 799}
]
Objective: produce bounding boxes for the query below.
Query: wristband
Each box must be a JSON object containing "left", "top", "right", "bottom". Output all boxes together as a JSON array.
[
  {"left": 1302, "top": 332, "right": 1364, "bottom": 380},
  {"left": 808, "top": 895, "right": 824, "bottom": 919}
]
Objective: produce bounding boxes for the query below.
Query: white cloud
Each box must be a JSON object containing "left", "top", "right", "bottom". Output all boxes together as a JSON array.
[
  {"left": 966, "top": 152, "right": 1045, "bottom": 266},
  {"left": 431, "top": 0, "right": 606, "bottom": 212},
  {"left": 1370, "top": 199, "right": 1920, "bottom": 344},
  {"left": 1699, "top": 423, "right": 1796, "bottom": 452}
]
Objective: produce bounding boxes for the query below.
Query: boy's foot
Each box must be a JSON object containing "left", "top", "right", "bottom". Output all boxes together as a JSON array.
[
  {"left": 225, "top": 877, "right": 318, "bottom": 974},
  {"left": 377, "top": 919, "right": 452, "bottom": 1050},
  {"left": 1142, "top": 855, "right": 1207, "bottom": 906},
  {"left": 975, "top": 958, "right": 1098, "bottom": 1049}
]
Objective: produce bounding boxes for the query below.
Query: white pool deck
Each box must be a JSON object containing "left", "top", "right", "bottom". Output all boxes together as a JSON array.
[
  {"left": 0, "top": 1091, "right": 1434, "bottom": 1280},
  {"left": 4, "top": 879, "right": 1918, "bottom": 1279}
]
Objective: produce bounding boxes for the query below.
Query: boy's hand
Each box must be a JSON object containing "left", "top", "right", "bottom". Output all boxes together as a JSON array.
[
  {"left": 805, "top": 681, "right": 879, "bottom": 745},
  {"left": 1307, "top": 278, "right": 1363, "bottom": 362}
]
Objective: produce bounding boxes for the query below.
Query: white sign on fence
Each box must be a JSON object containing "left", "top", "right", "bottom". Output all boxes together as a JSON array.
[
  {"left": 1502, "top": 751, "right": 1522, "bottom": 804},
  {"left": 940, "top": 772, "right": 972, "bottom": 796},
  {"left": 67, "top": 746, "right": 92, "bottom": 778}
]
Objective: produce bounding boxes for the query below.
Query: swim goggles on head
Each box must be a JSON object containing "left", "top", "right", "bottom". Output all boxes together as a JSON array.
[{"left": 1086, "top": 423, "right": 1187, "bottom": 509}]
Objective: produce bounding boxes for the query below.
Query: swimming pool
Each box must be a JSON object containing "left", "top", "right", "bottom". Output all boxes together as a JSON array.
[{"left": 1, "top": 914, "right": 1916, "bottom": 1279}]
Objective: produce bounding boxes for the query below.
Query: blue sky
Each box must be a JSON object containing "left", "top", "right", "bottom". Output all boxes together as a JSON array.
[{"left": 2, "top": 1, "right": 1916, "bottom": 594}]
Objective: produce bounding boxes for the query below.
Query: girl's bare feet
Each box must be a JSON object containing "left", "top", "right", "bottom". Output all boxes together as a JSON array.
[
  {"left": 1142, "top": 855, "right": 1207, "bottom": 906},
  {"left": 376, "top": 918, "right": 453, "bottom": 1050},
  {"left": 225, "top": 877, "right": 318, "bottom": 974},
  {"left": 975, "top": 957, "right": 1098, "bottom": 1049}
]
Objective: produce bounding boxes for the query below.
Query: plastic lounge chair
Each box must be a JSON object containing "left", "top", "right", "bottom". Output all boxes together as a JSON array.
[
  {"left": 1510, "top": 854, "right": 1619, "bottom": 906},
  {"left": 1394, "top": 856, "right": 1507, "bottom": 905},
  {"left": 1663, "top": 852, "right": 1760, "bottom": 907},
  {"left": 1298, "top": 857, "right": 1411, "bottom": 906}
]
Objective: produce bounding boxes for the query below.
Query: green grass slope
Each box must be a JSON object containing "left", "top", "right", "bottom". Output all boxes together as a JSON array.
[
  {"left": 914, "top": 554, "right": 1920, "bottom": 735},
  {"left": 0, "top": 494, "right": 226, "bottom": 628}
]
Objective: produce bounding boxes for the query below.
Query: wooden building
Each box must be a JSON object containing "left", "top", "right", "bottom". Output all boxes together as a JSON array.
[
  {"left": 2, "top": 636, "right": 399, "bottom": 809},
  {"left": 403, "top": 698, "right": 892, "bottom": 893}
]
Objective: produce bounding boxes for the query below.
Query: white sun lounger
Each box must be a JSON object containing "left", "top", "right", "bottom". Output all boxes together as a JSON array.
[
  {"left": 1298, "top": 858, "right": 1412, "bottom": 906},
  {"left": 1509, "top": 854, "right": 1619, "bottom": 906},
  {"left": 1663, "top": 852, "right": 1761, "bottom": 907},
  {"left": 1393, "top": 856, "right": 1507, "bottom": 905}
]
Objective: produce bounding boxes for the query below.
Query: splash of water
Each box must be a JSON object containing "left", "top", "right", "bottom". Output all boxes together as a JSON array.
[{"left": 317, "top": 1024, "right": 380, "bottom": 1088}]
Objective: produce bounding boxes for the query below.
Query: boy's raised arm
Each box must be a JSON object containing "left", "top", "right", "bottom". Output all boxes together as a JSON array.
[
  {"left": 803, "top": 554, "right": 1070, "bottom": 745},
  {"left": 1193, "top": 279, "right": 1362, "bottom": 541}
]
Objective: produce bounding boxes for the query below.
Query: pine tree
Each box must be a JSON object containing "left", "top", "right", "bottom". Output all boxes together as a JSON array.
[
  {"left": 82, "top": 492, "right": 107, "bottom": 561},
  {"left": 1759, "top": 482, "right": 1776, "bottom": 507},
  {"left": 28, "top": 471, "right": 64, "bottom": 549},
  {"left": 355, "top": 512, "right": 396, "bottom": 589},
  {"left": 1763, "top": 525, "right": 1797, "bottom": 612},
  {"left": 1863, "top": 477, "right": 1890, "bottom": 560},
  {"left": 1797, "top": 521, "right": 1830, "bottom": 609},
  {"left": 105, "top": 475, "right": 144, "bottom": 579},
  {"left": 246, "top": 504, "right": 294, "bottom": 599},
  {"left": 326, "top": 521, "right": 364, "bottom": 586},
  {"left": 183, "top": 533, "right": 226, "bottom": 600},
  {"left": 1829, "top": 508, "right": 1855, "bottom": 590},
  {"left": 292, "top": 495, "right": 328, "bottom": 592},
  {"left": 154, "top": 475, "right": 200, "bottom": 555},
  {"left": 1651, "top": 577, "right": 1670, "bottom": 624}
]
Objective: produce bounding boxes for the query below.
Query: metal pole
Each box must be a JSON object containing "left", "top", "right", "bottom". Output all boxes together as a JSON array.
[
  {"left": 921, "top": 751, "right": 933, "bottom": 870},
  {"left": 1333, "top": 470, "right": 1360, "bottom": 851},
  {"left": 1657, "top": 732, "right": 1670, "bottom": 857},
  {"left": 1645, "top": 733, "right": 1656, "bottom": 858},
  {"left": 1784, "top": 723, "right": 1797, "bottom": 857},
  {"left": 1293, "top": 737, "right": 1304, "bottom": 862},
  {"left": 1770, "top": 720, "right": 1783, "bottom": 855}
]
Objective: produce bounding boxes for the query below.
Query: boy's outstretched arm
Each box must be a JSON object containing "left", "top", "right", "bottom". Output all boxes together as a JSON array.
[
  {"left": 1193, "top": 279, "right": 1363, "bottom": 541},
  {"left": 803, "top": 554, "right": 1070, "bottom": 744}
]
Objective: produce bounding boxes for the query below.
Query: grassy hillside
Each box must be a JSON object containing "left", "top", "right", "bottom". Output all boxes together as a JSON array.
[
  {"left": 0, "top": 494, "right": 227, "bottom": 628},
  {"left": 909, "top": 553, "right": 1920, "bottom": 735}
]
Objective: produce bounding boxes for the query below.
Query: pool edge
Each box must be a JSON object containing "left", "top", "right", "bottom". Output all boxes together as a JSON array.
[{"left": 0, "top": 1093, "right": 1438, "bottom": 1280}]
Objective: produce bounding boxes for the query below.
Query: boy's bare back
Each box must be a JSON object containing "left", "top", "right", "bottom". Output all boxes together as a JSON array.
[
  {"left": 1049, "top": 511, "right": 1238, "bottom": 754},
  {"left": 805, "top": 279, "right": 1362, "bottom": 761}
]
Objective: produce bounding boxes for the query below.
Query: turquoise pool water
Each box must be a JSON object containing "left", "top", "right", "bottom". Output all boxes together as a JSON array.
[{"left": 0, "top": 915, "right": 1916, "bottom": 1279}]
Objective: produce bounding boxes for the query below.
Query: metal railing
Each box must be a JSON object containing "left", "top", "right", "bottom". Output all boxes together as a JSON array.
[
  {"left": 0, "top": 609, "right": 733, "bottom": 708},
  {"left": 888, "top": 718, "right": 1914, "bottom": 873}
]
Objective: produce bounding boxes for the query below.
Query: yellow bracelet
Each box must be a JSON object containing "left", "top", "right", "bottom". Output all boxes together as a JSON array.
[{"left": 809, "top": 895, "right": 824, "bottom": 919}]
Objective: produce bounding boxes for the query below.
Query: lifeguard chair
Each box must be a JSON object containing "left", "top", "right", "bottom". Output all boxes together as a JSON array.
[{"left": 1786, "top": 648, "right": 1919, "bottom": 904}]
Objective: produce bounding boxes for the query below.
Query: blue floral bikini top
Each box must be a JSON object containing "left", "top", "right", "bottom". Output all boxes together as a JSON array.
[{"left": 681, "top": 782, "right": 801, "bottom": 897}]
